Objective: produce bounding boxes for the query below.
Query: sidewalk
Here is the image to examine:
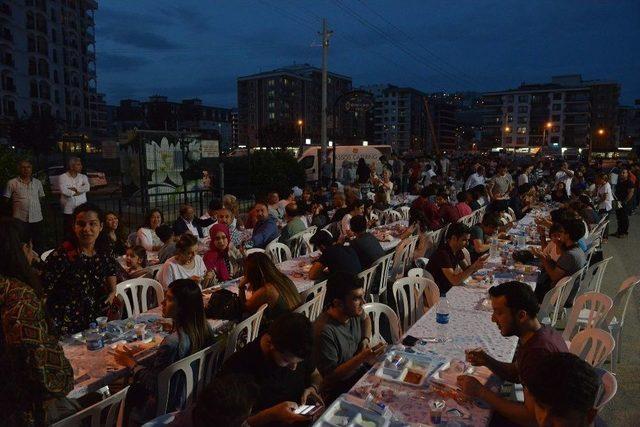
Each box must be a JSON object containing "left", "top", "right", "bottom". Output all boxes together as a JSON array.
[{"left": 599, "top": 212, "right": 639, "bottom": 425}]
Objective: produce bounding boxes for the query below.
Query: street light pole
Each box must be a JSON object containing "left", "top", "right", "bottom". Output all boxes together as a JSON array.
[{"left": 297, "top": 119, "right": 303, "bottom": 153}]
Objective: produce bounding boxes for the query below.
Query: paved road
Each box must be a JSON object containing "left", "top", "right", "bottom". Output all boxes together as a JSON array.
[{"left": 599, "top": 212, "right": 639, "bottom": 426}]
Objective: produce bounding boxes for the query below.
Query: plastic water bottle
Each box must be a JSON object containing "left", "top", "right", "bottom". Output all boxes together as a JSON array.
[
  {"left": 436, "top": 296, "right": 450, "bottom": 343},
  {"left": 489, "top": 236, "right": 498, "bottom": 258}
]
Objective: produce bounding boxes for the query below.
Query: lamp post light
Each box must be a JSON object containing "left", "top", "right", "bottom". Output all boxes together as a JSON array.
[
  {"left": 542, "top": 121, "right": 552, "bottom": 147},
  {"left": 589, "top": 128, "right": 605, "bottom": 164},
  {"left": 297, "top": 119, "right": 304, "bottom": 152}
]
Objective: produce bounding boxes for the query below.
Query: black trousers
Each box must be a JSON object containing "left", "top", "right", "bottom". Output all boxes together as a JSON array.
[
  {"left": 17, "top": 220, "right": 44, "bottom": 253},
  {"left": 615, "top": 203, "right": 630, "bottom": 234}
]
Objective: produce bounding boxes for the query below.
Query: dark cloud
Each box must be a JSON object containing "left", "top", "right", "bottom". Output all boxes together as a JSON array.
[
  {"left": 103, "top": 30, "right": 180, "bottom": 50},
  {"left": 99, "top": 53, "right": 152, "bottom": 72}
]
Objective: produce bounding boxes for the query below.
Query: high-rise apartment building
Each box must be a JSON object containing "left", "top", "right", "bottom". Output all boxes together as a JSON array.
[
  {"left": 0, "top": 0, "right": 105, "bottom": 133},
  {"left": 237, "top": 64, "right": 352, "bottom": 147},
  {"left": 362, "top": 84, "right": 429, "bottom": 153},
  {"left": 481, "top": 75, "right": 620, "bottom": 151}
]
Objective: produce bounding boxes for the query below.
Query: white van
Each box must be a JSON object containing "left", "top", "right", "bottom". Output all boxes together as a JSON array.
[{"left": 298, "top": 145, "right": 392, "bottom": 182}]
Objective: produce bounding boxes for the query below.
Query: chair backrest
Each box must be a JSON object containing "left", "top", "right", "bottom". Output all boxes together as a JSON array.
[
  {"left": 224, "top": 303, "right": 267, "bottom": 360},
  {"left": 579, "top": 257, "right": 612, "bottom": 295},
  {"left": 390, "top": 235, "right": 419, "bottom": 280},
  {"left": 357, "top": 264, "right": 378, "bottom": 299},
  {"left": 398, "top": 206, "right": 411, "bottom": 221},
  {"left": 383, "top": 209, "right": 402, "bottom": 224},
  {"left": 407, "top": 267, "right": 423, "bottom": 278},
  {"left": 569, "top": 328, "right": 615, "bottom": 368},
  {"left": 300, "top": 280, "right": 327, "bottom": 304},
  {"left": 371, "top": 252, "right": 394, "bottom": 299},
  {"left": 116, "top": 278, "right": 165, "bottom": 319},
  {"left": 599, "top": 275, "right": 640, "bottom": 331},
  {"left": 364, "top": 302, "right": 401, "bottom": 345},
  {"left": 289, "top": 226, "right": 317, "bottom": 257},
  {"left": 591, "top": 219, "right": 609, "bottom": 242},
  {"left": 265, "top": 240, "right": 292, "bottom": 263},
  {"left": 245, "top": 248, "right": 265, "bottom": 256},
  {"left": 414, "top": 257, "right": 429, "bottom": 269},
  {"left": 127, "top": 231, "right": 138, "bottom": 247},
  {"left": 562, "top": 292, "right": 613, "bottom": 342},
  {"left": 458, "top": 213, "right": 475, "bottom": 227},
  {"left": 51, "top": 386, "right": 129, "bottom": 427},
  {"left": 294, "top": 291, "right": 325, "bottom": 322},
  {"left": 40, "top": 248, "right": 54, "bottom": 262},
  {"left": 156, "top": 340, "right": 226, "bottom": 417},
  {"left": 594, "top": 367, "right": 618, "bottom": 410},
  {"left": 391, "top": 276, "right": 439, "bottom": 331},
  {"left": 539, "top": 276, "right": 573, "bottom": 327}
]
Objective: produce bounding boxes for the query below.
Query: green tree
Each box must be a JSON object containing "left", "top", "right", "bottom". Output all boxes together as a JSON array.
[
  {"left": 9, "top": 115, "right": 60, "bottom": 169},
  {"left": 258, "top": 122, "right": 296, "bottom": 149},
  {"left": 249, "top": 149, "right": 305, "bottom": 198}
]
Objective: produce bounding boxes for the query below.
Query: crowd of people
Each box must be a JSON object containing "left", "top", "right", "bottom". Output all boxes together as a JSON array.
[{"left": 1, "top": 150, "right": 635, "bottom": 426}]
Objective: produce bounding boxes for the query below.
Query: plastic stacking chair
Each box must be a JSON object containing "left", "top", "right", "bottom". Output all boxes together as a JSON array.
[
  {"left": 289, "top": 226, "right": 316, "bottom": 257},
  {"left": 569, "top": 328, "right": 615, "bottom": 368},
  {"left": 578, "top": 257, "right": 612, "bottom": 295},
  {"left": 300, "top": 280, "right": 327, "bottom": 304},
  {"left": 539, "top": 276, "right": 573, "bottom": 327},
  {"left": 294, "top": 291, "right": 325, "bottom": 322},
  {"left": 40, "top": 249, "right": 54, "bottom": 262},
  {"left": 51, "top": 386, "right": 129, "bottom": 427},
  {"left": 364, "top": 302, "right": 401, "bottom": 345},
  {"left": 224, "top": 304, "right": 267, "bottom": 360},
  {"left": 265, "top": 241, "right": 292, "bottom": 263},
  {"left": 156, "top": 340, "right": 226, "bottom": 416},
  {"left": 594, "top": 367, "right": 618, "bottom": 410},
  {"left": 597, "top": 275, "right": 640, "bottom": 371},
  {"left": 398, "top": 206, "right": 411, "bottom": 221},
  {"left": 407, "top": 268, "right": 423, "bottom": 278},
  {"left": 392, "top": 276, "right": 439, "bottom": 331},
  {"left": 245, "top": 248, "right": 265, "bottom": 256},
  {"left": 562, "top": 292, "right": 612, "bottom": 343},
  {"left": 370, "top": 252, "right": 394, "bottom": 303},
  {"left": 357, "top": 265, "right": 378, "bottom": 301},
  {"left": 383, "top": 209, "right": 403, "bottom": 224},
  {"left": 116, "top": 278, "right": 165, "bottom": 319}
]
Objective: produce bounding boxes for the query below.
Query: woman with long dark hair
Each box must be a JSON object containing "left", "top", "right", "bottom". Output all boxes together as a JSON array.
[
  {"left": 136, "top": 208, "right": 164, "bottom": 252},
  {"left": 114, "top": 278, "right": 215, "bottom": 424},
  {"left": 0, "top": 218, "right": 76, "bottom": 426},
  {"left": 105, "top": 211, "right": 128, "bottom": 256},
  {"left": 43, "top": 203, "right": 119, "bottom": 335},
  {"left": 238, "top": 252, "right": 301, "bottom": 324}
]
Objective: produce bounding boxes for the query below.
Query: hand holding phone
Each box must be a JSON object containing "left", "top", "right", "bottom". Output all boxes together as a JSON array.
[{"left": 294, "top": 405, "right": 323, "bottom": 417}]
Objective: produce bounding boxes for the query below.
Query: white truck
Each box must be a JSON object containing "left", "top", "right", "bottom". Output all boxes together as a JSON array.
[{"left": 298, "top": 145, "right": 392, "bottom": 182}]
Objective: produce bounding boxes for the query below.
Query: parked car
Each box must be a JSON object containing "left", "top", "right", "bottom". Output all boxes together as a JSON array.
[{"left": 45, "top": 166, "right": 108, "bottom": 193}]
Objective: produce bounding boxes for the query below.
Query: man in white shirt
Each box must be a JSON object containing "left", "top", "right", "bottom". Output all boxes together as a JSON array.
[
  {"left": 554, "top": 162, "right": 574, "bottom": 197},
  {"left": 465, "top": 165, "right": 486, "bottom": 190},
  {"left": 59, "top": 157, "right": 90, "bottom": 235},
  {"left": 439, "top": 155, "right": 450, "bottom": 176},
  {"left": 3, "top": 159, "right": 45, "bottom": 250}
]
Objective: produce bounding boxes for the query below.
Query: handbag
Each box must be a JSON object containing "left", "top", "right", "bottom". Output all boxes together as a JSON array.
[
  {"left": 205, "top": 288, "right": 242, "bottom": 320},
  {"left": 612, "top": 194, "right": 623, "bottom": 210}
]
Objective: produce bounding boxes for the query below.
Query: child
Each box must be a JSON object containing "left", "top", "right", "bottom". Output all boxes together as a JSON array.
[{"left": 125, "top": 245, "right": 149, "bottom": 279}]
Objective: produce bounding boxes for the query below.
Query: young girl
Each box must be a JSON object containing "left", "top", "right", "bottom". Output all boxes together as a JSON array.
[{"left": 125, "top": 245, "right": 149, "bottom": 279}]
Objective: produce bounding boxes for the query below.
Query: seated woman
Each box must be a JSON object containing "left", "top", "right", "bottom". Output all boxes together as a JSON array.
[
  {"left": 400, "top": 207, "right": 434, "bottom": 262},
  {"left": 105, "top": 211, "right": 128, "bottom": 256},
  {"left": 43, "top": 203, "right": 119, "bottom": 335},
  {"left": 238, "top": 252, "right": 301, "bottom": 325},
  {"left": 114, "top": 278, "right": 216, "bottom": 425},
  {"left": 137, "top": 209, "right": 164, "bottom": 252},
  {"left": 0, "top": 218, "right": 77, "bottom": 426},
  {"left": 203, "top": 223, "right": 242, "bottom": 281},
  {"left": 123, "top": 245, "right": 149, "bottom": 280},
  {"left": 157, "top": 234, "right": 214, "bottom": 289},
  {"left": 551, "top": 182, "right": 570, "bottom": 203},
  {"left": 216, "top": 206, "right": 244, "bottom": 249}
]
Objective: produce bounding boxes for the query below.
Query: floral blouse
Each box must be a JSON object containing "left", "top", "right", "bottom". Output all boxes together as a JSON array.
[
  {"left": 43, "top": 243, "right": 118, "bottom": 336},
  {"left": 0, "top": 275, "right": 74, "bottom": 426}
]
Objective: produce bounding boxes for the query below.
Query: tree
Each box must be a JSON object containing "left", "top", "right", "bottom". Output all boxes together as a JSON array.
[
  {"left": 258, "top": 122, "right": 297, "bottom": 149},
  {"left": 8, "top": 114, "right": 60, "bottom": 169}
]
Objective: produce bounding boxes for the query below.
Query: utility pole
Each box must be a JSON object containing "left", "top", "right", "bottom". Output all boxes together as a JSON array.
[
  {"left": 423, "top": 97, "right": 438, "bottom": 155},
  {"left": 319, "top": 18, "right": 332, "bottom": 184}
]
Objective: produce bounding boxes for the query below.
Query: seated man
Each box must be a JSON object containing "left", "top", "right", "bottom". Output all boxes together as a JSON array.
[
  {"left": 458, "top": 281, "right": 569, "bottom": 427},
  {"left": 201, "top": 198, "right": 223, "bottom": 237},
  {"left": 349, "top": 215, "right": 385, "bottom": 269},
  {"left": 467, "top": 212, "right": 500, "bottom": 262},
  {"left": 173, "top": 203, "right": 215, "bottom": 238},
  {"left": 278, "top": 202, "right": 307, "bottom": 249},
  {"left": 249, "top": 201, "right": 279, "bottom": 249},
  {"left": 525, "top": 352, "right": 599, "bottom": 427},
  {"left": 411, "top": 186, "right": 441, "bottom": 230},
  {"left": 532, "top": 218, "right": 586, "bottom": 303},
  {"left": 510, "top": 183, "right": 534, "bottom": 221},
  {"left": 314, "top": 272, "right": 385, "bottom": 402},
  {"left": 155, "top": 224, "right": 176, "bottom": 263},
  {"left": 221, "top": 313, "right": 324, "bottom": 426},
  {"left": 436, "top": 191, "right": 460, "bottom": 225},
  {"left": 308, "top": 229, "right": 362, "bottom": 280},
  {"left": 426, "top": 222, "right": 488, "bottom": 295}
]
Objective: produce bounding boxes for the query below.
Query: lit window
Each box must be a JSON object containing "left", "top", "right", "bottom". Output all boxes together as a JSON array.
[{"left": 517, "top": 127, "right": 527, "bottom": 134}]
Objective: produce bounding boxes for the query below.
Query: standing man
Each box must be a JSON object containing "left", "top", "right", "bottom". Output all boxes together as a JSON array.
[
  {"left": 613, "top": 168, "right": 635, "bottom": 238},
  {"left": 59, "top": 157, "right": 90, "bottom": 237},
  {"left": 554, "top": 161, "right": 574, "bottom": 197},
  {"left": 487, "top": 164, "right": 513, "bottom": 211},
  {"left": 3, "top": 159, "right": 45, "bottom": 251},
  {"left": 465, "top": 165, "right": 486, "bottom": 190}
]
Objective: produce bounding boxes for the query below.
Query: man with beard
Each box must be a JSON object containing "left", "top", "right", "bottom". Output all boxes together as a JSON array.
[{"left": 457, "top": 281, "right": 568, "bottom": 426}]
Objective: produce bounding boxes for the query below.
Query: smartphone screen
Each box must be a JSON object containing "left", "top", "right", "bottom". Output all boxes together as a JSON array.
[
  {"left": 294, "top": 405, "right": 317, "bottom": 415},
  {"left": 402, "top": 335, "right": 419, "bottom": 346}
]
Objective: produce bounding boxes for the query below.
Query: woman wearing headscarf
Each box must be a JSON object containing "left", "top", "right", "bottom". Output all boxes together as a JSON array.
[{"left": 203, "top": 223, "right": 242, "bottom": 281}]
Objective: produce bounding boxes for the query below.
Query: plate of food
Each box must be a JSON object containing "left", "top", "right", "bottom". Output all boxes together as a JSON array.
[
  {"left": 374, "top": 350, "right": 441, "bottom": 387},
  {"left": 431, "top": 359, "right": 492, "bottom": 389}
]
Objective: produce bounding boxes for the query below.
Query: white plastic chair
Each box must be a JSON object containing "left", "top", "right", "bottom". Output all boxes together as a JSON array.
[
  {"left": 51, "top": 386, "right": 129, "bottom": 427},
  {"left": 300, "top": 280, "right": 327, "bottom": 304},
  {"left": 392, "top": 276, "right": 439, "bottom": 331},
  {"left": 594, "top": 367, "right": 618, "bottom": 410},
  {"left": 364, "top": 302, "right": 401, "bottom": 345},
  {"left": 294, "top": 291, "right": 325, "bottom": 322},
  {"left": 357, "top": 265, "right": 378, "bottom": 301},
  {"left": 156, "top": 340, "right": 226, "bottom": 416},
  {"left": 562, "top": 292, "right": 612, "bottom": 342},
  {"left": 407, "top": 267, "right": 423, "bottom": 278},
  {"left": 458, "top": 213, "right": 475, "bottom": 227},
  {"left": 597, "top": 275, "right": 640, "bottom": 370},
  {"left": 116, "top": 278, "right": 165, "bottom": 319},
  {"left": 578, "top": 257, "right": 612, "bottom": 295},
  {"left": 398, "top": 206, "right": 411, "bottom": 221},
  {"left": 245, "top": 248, "right": 265, "bottom": 256},
  {"left": 224, "top": 303, "right": 267, "bottom": 360},
  {"left": 415, "top": 257, "right": 429, "bottom": 269},
  {"left": 539, "top": 267, "right": 586, "bottom": 327},
  {"left": 40, "top": 248, "right": 54, "bottom": 262},
  {"left": 383, "top": 209, "right": 402, "bottom": 224},
  {"left": 390, "top": 235, "right": 419, "bottom": 281},
  {"left": 569, "top": 328, "right": 615, "bottom": 368},
  {"left": 289, "top": 226, "right": 316, "bottom": 257},
  {"left": 265, "top": 240, "right": 292, "bottom": 263},
  {"left": 371, "top": 252, "right": 394, "bottom": 302}
]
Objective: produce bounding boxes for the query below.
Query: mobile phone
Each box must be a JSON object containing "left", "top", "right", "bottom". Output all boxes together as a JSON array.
[
  {"left": 402, "top": 335, "right": 419, "bottom": 346},
  {"left": 294, "top": 405, "right": 322, "bottom": 417}
]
